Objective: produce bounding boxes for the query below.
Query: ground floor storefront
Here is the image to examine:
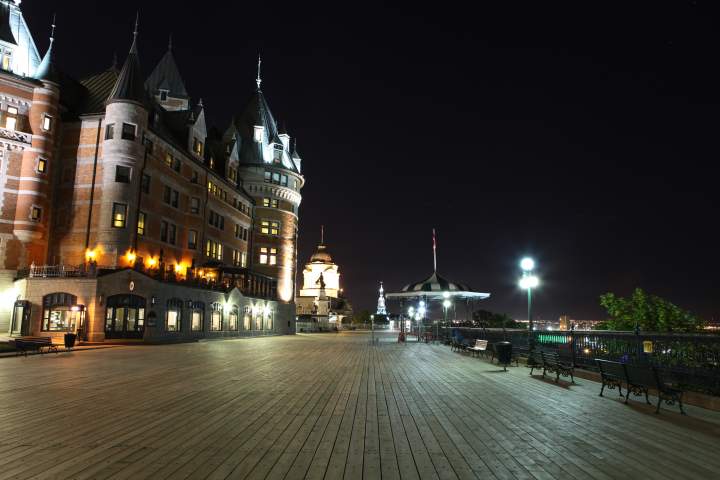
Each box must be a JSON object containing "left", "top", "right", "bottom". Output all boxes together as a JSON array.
[{"left": 3, "top": 268, "right": 295, "bottom": 343}]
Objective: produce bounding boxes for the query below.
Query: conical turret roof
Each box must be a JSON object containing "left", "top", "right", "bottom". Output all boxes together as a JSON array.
[
  {"left": 145, "top": 42, "right": 188, "bottom": 99},
  {"left": 107, "top": 20, "right": 146, "bottom": 105}
]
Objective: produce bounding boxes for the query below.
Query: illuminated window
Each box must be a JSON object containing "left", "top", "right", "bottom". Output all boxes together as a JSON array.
[
  {"left": 191, "top": 304, "right": 204, "bottom": 331},
  {"left": 232, "top": 249, "right": 244, "bottom": 267},
  {"left": 188, "top": 230, "right": 198, "bottom": 250},
  {"left": 41, "top": 293, "right": 78, "bottom": 332},
  {"left": 166, "top": 298, "right": 182, "bottom": 332},
  {"left": 112, "top": 203, "right": 126, "bottom": 228},
  {"left": 206, "top": 239, "right": 223, "bottom": 260},
  {"left": 264, "top": 171, "right": 271, "bottom": 183},
  {"left": 37, "top": 158, "right": 47, "bottom": 174},
  {"left": 165, "top": 153, "right": 173, "bottom": 168},
  {"left": 193, "top": 137, "right": 204, "bottom": 156},
  {"left": 228, "top": 167, "right": 237, "bottom": 182},
  {"left": 272, "top": 172, "right": 280, "bottom": 184},
  {"left": 30, "top": 206, "right": 42, "bottom": 222},
  {"left": 254, "top": 126, "right": 264, "bottom": 143},
  {"left": 259, "top": 247, "right": 277, "bottom": 265},
  {"left": 210, "top": 303, "right": 223, "bottom": 331},
  {"left": 5, "top": 106, "right": 17, "bottom": 130},
  {"left": 115, "top": 165, "right": 131, "bottom": 183},
  {"left": 263, "top": 198, "right": 279, "bottom": 208},
  {"left": 229, "top": 306, "right": 238, "bottom": 330},
  {"left": 209, "top": 157, "right": 215, "bottom": 169},
  {"left": 261, "top": 220, "right": 279, "bottom": 236},
  {"left": 121, "top": 123, "right": 136, "bottom": 140},
  {"left": 105, "top": 123, "right": 114, "bottom": 140},
  {"left": 241, "top": 251, "right": 247, "bottom": 267},
  {"left": 137, "top": 212, "right": 146, "bottom": 236},
  {"left": 1, "top": 49, "right": 11, "bottom": 71}
]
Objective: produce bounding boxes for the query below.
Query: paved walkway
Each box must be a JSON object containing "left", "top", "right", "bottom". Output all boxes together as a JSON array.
[{"left": 0, "top": 332, "right": 719, "bottom": 479}]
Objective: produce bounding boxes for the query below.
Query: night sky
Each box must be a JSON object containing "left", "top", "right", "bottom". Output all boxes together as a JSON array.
[{"left": 25, "top": 1, "right": 719, "bottom": 321}]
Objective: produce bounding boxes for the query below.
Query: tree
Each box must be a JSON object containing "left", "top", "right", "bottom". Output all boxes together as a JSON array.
[
  {"left": 472, "top": 310, "right": 526, "bottom": 329},
  {"left": 352, "top": 310, "right": 371, "bottom": 325},
  {"left": 599, "top": 288, "right": 704, "bottom": 333}
]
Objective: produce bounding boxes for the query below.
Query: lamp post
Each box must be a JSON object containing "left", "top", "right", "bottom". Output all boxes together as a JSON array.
[
  {"left": 370, "top": 314, "right": 375, "bottom": 346},
  {"left": 519, "top": 257, "right": 539, "bottom": 353},
  {"left": 443, "top": 295, "right": 451, "bottom": 344}
]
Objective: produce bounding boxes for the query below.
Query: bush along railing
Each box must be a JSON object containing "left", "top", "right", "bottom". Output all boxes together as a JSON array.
[{"left": 443, "top": 327, "right": 720, "bottom": 396}]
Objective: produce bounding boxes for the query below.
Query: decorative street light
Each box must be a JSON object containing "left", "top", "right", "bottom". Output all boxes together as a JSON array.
[
  {"left": 442, "top": 295, "right": 451, "bottom": 344},
  {"left": 519, "top": 257, "right": 539, "bottom": 353}
]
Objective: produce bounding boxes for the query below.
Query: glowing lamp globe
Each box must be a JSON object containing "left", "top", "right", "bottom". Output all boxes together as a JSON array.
[
  {"left": 519, "top": 275, "right": 539, "bottom": 290},
  {"left": 443, "top": 299, "right": 452, "bottom": 309},
  {"left": 520, "top": 257, "right": 535, "bottom": 271}
]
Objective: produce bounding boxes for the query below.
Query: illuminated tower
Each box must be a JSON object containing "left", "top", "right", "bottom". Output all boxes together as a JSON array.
[
  {"left": 228, "top": 57, "right": 304, "bottom": 303},
  {"left": 376, "top": 281, "right": 387, "bottom": 316}
]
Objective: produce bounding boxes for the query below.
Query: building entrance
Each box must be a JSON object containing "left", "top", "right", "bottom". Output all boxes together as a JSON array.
[{"left": 105, "top": 295, "right": 146, "bottom": 339}]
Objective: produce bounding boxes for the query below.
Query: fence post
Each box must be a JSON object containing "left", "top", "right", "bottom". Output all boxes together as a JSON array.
[{"left": 570, "top": 324, "right": 576, "bottom": 366}]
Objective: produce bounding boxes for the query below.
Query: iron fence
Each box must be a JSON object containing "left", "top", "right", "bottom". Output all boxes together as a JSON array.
[{"left": 443, "top": 327, "right": 720, "bottom": 395}]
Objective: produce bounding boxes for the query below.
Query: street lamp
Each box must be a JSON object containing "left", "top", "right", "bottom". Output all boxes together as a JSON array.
[
  {"left": 442, "top": 297, "right": 451, "bottom": 343},
  {"left": 519, "top": 257, "right": 539, "bottom": 352},
  {"left": 370, "top": 314, "right": 375, "bottom": 346}
]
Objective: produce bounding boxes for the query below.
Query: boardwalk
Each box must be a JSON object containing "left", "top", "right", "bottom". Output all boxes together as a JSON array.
[{"left": 1, "top": 332, "right": 719, "bottom": 480}]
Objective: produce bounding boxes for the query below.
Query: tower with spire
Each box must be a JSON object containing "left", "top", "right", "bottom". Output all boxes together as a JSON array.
[{"left": 376, "top": 282, "right": 388, "bottom": 316}]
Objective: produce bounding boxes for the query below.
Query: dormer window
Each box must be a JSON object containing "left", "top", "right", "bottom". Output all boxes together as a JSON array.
[
  {"left": 1, "top": 48, "right": 12, "bottom": 71},
  {"left": 193, "top": 137, "right": 204, "bottom": 156},
  {"left": 159, "top": 89, "right": 169, "bottom": 102},
  {"left": 254, "top": 126, "right": 264, "bottom": 143}
]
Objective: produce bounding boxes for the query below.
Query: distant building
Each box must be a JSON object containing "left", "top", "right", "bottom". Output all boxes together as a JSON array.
[
  {"left": 559, "top": 315, "right": 604, "bottom": 331},
  {"left": 295, "top": 231, "right": 352, "bottom": 331},
  {"left": 376, "top": 281, "right": 387, "bottom": 316}
]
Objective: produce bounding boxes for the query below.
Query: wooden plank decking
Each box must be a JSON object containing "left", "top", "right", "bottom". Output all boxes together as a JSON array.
[{"left": 0, "top": 332, "right": 719, "bottom": 479}]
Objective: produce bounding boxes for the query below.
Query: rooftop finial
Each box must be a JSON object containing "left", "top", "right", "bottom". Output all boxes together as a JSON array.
[
  {"left": 50, "top": 13, "right": 56, "bottom": 42},
  {"left": 134, "top": 12, "right": 139, "bottom": 39},
  {"left": 256, "top": 54, "right": 262, "bottom": 90},
  {"left": 168, "top": 33, "right": 173, "bottom": 51}
]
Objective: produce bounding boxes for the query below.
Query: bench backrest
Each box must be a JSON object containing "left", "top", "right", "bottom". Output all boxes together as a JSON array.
[
  {"left": 623, "top": 364, "right": 656, "bottom": 388},
  {"left": 541, "top": 351, "right": 561, "bottom": 363},
  {"left": 474, "top": 339, "right": 488, "bottom": 350},
  {"left": 596, "top": 359, "right": 624, "bottom": 378}
]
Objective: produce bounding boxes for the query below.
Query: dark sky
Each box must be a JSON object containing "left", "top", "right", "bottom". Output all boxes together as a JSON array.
[{"left": 26, "top": 1, "right": 720, "bottom": 321}]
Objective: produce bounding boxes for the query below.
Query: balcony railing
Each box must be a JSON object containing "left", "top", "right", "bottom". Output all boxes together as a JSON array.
[{"left": 0, "top": 126, "right": 31, "bottom": 145}]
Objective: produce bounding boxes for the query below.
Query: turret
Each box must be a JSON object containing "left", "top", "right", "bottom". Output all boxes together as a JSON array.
[{"left": 93, "top": 15, "right": 148, "bottom": 266}]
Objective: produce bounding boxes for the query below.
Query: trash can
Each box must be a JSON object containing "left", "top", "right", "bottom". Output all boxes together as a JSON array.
[
  {"left": 495, "top": 341, "right": 512, "bottom": 371},
  {"left": 64, "top": 333, "right": 77, "bottom": 349}
]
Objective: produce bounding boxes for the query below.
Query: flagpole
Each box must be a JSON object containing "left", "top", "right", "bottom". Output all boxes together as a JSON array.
[{"left": 432, "top": 228, "right": 437, "bottom": 272}]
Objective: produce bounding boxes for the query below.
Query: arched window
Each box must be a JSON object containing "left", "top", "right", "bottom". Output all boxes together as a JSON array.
[
  {"left": 210, "top": 302, "right": 223, "bottom": 331},
  {"left": 42, "top": 292, "right": 77, "bottom": 331},
  {"left": 166, "top": 298, "right": 183, "bottom": 332},
  {"left": 243, "top": 306, "right": 251, "bottom": 330},
  {"left": 228, "top": 305, "right": 239, "bottom": 330},
  {"left": 191, "top": 301, "right": 204, "bottom": 332}
]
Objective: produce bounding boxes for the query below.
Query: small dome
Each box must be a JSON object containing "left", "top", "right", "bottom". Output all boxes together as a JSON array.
[{"left": 310, "top": 244, "right": 333, "bottom": 263}]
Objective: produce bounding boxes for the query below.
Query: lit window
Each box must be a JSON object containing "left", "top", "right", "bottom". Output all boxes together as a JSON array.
[
  {"left": 165, "top": 153, "right": 173, "bottom": 168},
  {"left": 121, "top": 123, "right": 136, "bottom": 140},
  {"left": 112, "top": 203, "right": 127, "bottom": 228},
  {"left": 5, "top": 106, "right": 17, "bottom": 130},
  {"left": 105, "top": 123, "right": 114, "bottom": 140},
  {"left": 188, "top": 230, "right": 198, "bottom": 250},
  {"left": 137, "top": 212, "right": 146, "bottom": 236},
  {"left": 228, "top": 167, "right": 237, "bottom": 182},
  {"left": 1, "top": 50, "right": 11, "bottom": 71},
  {"left": 261, "top": 220, "right": 280, "bottom": 236},
  {"left": 209, "top": 157, "right": 215, "bottom": 169},
  {"left": 115, "top": 165, "right": 131, "bottom": 183},
  {"left": 191, "top": 309, "right": 203, "bottom": 331},
  {"left": 264, "top": 171, "right": 271, "bottom": 183},
  {"left": 205, "top": 239, "right": 223, "bottom": 260},
  {"left": 41, "top": 293, "right": 78, "bottom": 332},
  {"left": 37, "top": 158, "right": 47, "bottom": 174},
  {"left": 241, "top": 251, "right": 247, "bottom": 268},
  {"left": 232, "top": 249, "right": 243, "bottom": 266},
  {"left": 210, "top": 303, "right": 223, "bottom": 331},
  {"left": 166, "top": 299, "right": 182, "bottom": 332},
  {"left": 193, "top": 138, "right": 204, "bottom": 156},
  {"left": 30, "top": 206, "right": 42, "bottom": 222},
  {"left": 254, "top": 126, "right": 264, "bottom": 143},
  {"left": 259, "top": 247, "right": 277, "bottom": 265},
  {"left": 272, "top": 172, "right": 280, "bottom": 184}
]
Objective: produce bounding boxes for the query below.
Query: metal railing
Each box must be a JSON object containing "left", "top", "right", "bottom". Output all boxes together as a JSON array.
[{"left": 444, "top": 327, "right": 720, "bottom": 395}]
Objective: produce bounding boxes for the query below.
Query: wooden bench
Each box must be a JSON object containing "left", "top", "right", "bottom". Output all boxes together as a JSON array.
[
  {"left": 596, "top": 359, "right": 626, "bottom": 398},
  {"left": 467, "top": 339, "right": 489, "bottom": 358},
  {"left": 624, "top": 364, "right": 685, "bottom": 414},
  {"left": 540, "top": 351, "right": 575, "bottom": 383},
  {"left": 14, "top": 337, "right": 59, "bottom": 357}
]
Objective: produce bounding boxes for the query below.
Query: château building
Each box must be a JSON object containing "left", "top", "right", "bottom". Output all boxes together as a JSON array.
[
  {"left": 296, "top": 230, "right": 352, "bottom": 331},
  {"left": 0, "top": 1, "right": 304, "bottom": 342}
]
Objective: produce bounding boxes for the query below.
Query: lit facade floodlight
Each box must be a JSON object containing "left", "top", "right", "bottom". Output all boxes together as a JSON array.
[
  {"left": 519, "top": 275, "right": 539, "bottom": 290},
  {"left": 520, "top": 257, "right": 535, "bottom": 271},
  {"left": 443, "top": 299, "right": 451, "bottom": 309}
]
